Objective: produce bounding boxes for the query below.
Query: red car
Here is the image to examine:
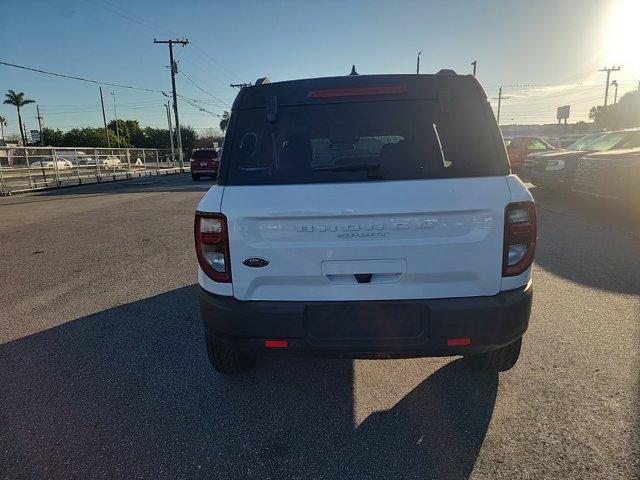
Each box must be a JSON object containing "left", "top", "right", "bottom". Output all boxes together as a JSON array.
[
  {"left": 505, "top": 136, "right": 555, "bottom": 171},
  {"left": 190, "top": 148, "right": 219, "bottom": 181}
]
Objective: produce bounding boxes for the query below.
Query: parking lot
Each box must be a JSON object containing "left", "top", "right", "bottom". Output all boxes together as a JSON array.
[{"left": 0, "top": 174, "right": 638, "bottom": 479}]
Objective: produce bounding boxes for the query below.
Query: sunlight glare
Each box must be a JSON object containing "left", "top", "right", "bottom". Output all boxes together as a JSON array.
[{"left": 606, "top": 0, "right": 640, "bottom": 77}]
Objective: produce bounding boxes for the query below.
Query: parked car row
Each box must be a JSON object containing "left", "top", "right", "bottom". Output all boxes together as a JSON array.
[
  {"left": 505, "top": 136, "right": 556, "bottom": 171},
  {"left": 572, "top": 147, "right": 640, "bottom": 202},
  {"left": 29, "top": 154, "right": 123, "bottom": 169},
  {"left": 520, "top": 128, "right": 640, "bottom": 201}
]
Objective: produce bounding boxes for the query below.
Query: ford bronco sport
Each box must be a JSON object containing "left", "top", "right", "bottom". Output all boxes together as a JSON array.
[{"left": 195, "top": 72, "right": 535, "bottom": 374}]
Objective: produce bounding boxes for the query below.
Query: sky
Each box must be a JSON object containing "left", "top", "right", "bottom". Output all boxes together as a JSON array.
[{"left": 1, "top": 0, "right": 639, "bottom": 138}]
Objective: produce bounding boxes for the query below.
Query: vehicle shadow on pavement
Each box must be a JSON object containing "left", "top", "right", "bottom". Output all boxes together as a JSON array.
[
  {"left": 531, "top": 187, "right": 640, "bottom": 295},
  {"left": 16, "top": 174, "right": 214, "bottom": 200},
  {"left": 0, "top": 285, "right": 497, "bottom": 480}
]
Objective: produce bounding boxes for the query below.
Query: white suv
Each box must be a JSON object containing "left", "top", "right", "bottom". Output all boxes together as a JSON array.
[{"left": 195, "top": 72, "right": 536, "bottom": 374}]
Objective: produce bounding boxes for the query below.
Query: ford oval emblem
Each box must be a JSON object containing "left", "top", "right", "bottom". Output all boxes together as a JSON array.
[{"left": 243, "top": 257, "right": 269, "bottom": 268}]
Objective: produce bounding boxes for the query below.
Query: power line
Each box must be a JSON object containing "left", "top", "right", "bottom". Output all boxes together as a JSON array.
[
  {"left": 89, "top": 0, "right": 242, "bottom": 84},
  {"left": 0, "top": 60, "right": 164, "bottom": 93},
  {"left": 89, "top": 0, "right": 174, "bottom": 37},
  {"left": 179, "top": 69, "right": 231, "bottom": 107},
  {"left": 495, "top": 83, "right": 603, "bottom": 104},
  {"left": 176, "top": 94, "right": 222, "bottom": 118}
]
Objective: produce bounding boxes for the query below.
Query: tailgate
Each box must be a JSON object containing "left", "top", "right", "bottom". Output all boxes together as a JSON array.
[{"left": 223, "top": 177, "right": 510, "bottom": 301}]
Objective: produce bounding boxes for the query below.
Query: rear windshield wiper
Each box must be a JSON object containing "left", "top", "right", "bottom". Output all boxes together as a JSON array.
[{"left": 313, "top": 163, "right": 381, "bottom": 172}]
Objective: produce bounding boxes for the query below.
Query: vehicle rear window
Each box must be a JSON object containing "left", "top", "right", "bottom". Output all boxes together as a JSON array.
[
  {"left": 223, "top": 99, "right": 507, "bottom": 185},
  {"left": 192, "top": 149, "right": 218, "bottom": 160}
]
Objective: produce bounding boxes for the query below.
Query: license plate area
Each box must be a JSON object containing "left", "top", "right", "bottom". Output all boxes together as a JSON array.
[
  {"left": 200, "top": 162, "right": 208, "bottom": 167},
  {"left": 304, "top": 302, "right": 427, "bottom": 345}
]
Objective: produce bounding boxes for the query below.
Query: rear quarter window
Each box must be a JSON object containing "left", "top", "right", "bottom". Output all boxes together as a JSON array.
[{"left": 222, "top": 98, "right": 508, "bottom": 185}]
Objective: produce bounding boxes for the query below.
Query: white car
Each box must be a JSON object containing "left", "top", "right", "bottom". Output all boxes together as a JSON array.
[
  {"left": 195, "top": 72, "right": 536, "bottom": 374},
  {"left": 30, "top": 159, "right": 71, "bottom": 169},
  {"left": 84, "top": 155, "right": 122, "bottom": 168},
  {"left": 53, "top": 150, "right": 93, "bottom": 165}
]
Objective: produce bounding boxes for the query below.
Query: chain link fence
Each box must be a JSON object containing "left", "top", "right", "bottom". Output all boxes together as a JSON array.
[{"left": 0, "top": 147, "right": 189, "bottom": 195}]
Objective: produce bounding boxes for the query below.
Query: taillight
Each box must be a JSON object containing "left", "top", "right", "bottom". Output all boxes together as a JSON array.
[
  {"left": 502, "top": 201, "right": 537, "bottom": 276},
  {"left": 195, "top": 212, "right": 231, "bottom": 282}
]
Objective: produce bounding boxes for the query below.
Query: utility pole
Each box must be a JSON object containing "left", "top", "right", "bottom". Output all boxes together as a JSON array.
[
  {"left": 165, "top": 101, "right": 176, "bottom": 163},
  {"left": 493, "top": 87, "right": 510, "bottom": 125},
  {"left": 111, "top": 91, "right": 121, "bottom": 148},
  {"left": 598, "top": 66, "right": 621, "bottom": 107},
  {"left": 154, "top": 38, "right": 188, "bottom": 168},
  {"left": 99, "top": 86, "right": 110, "bottom": 148},
  {"left": 611, "top": 80, "right": 619, "bottom": 105},
  {"left": 471, "top": 60, "right": 477, "bottom": 77},
  {"left": 36, "top": 105, "right": 44, "bottom": 146},
  {"left": 416, "top": 50, "right": 423, "bottom": 74}
]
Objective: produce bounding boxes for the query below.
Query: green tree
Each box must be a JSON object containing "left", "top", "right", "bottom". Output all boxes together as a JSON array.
[
  {"left": 107, "top": 119, "right": 139, "bottom": 147},
  {"left": 194, "top": 130, "right": 225, "bottom": 149},
  {"left": 179, "top": 125, "right": 198, "bottom": 151},
  {"left": 41, "top": 127, "right": 64, "bottom": 146},
  {"left": 611, "top": 90, "right": 640, "bottom": 129},
  {"left": 3, "top": 90, "right": 35, "bottom": 146},
  {"left": 219, "top": 111, "right": 230, "bottom": 132},
  {"left": 62, "top": 127, "right": 119, "bottom": 147},
  {"left": 0, "top": 115, "right": 7, "bottom": 141},
  {"left": 589, "top": 90, "right": 640, "bottom": 131},
  {"left": 141, "top": 127, "right": 170, "bottom": 148}
]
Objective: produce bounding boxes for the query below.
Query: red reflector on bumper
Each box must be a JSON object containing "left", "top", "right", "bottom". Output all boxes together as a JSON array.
[
  {"left": 264, "top": 340, "right": 288, "bottom": 348},
  {"left": 447, "top": 337, "right": 472, "bottom": 346}
]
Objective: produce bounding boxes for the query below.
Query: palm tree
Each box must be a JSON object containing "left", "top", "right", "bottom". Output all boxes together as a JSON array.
[
  {"left": 0, "top": 115, "right": 7, "bottom": 142},
  {"left": 3, "top": 90, "right": 35, "bottom": 146},
  {"left": 219, "top": 111, "right": 230, "bottom": 132}
]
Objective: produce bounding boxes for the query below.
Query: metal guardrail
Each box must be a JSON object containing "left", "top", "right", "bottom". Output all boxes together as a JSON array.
[{"left": 0, "top": 147, "right": 188, "bottom": 195}]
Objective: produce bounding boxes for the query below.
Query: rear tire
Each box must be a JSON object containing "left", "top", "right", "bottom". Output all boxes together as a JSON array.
[
  {"left": 465, "top": 337, "right": 522, "bottom": 372},
  {"left": 204, "top": 335, "right": 256, "bottom": 374},
  {"left": 192, "top": 173, "right": 200, "bottom": 181}
]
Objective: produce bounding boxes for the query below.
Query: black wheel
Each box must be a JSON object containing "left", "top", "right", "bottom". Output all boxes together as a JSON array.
[
  {"left": 192, "top": 173, "right": 200, "bottom": 181},
  {"left": 204, "top": 335, "right": 256, "bottom": 374},
  {"left": 465, "top": 337, "right": 522, "bottom": 372}
]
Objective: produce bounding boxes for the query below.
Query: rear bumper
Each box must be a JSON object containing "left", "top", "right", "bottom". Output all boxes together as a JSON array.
[{"left": 199, "top": 283, "right": 533, "bottom": 359}]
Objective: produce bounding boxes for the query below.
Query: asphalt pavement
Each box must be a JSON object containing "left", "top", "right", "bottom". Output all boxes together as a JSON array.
[{"left": 0, "top": 174, "right": 638, "bottom": 479}]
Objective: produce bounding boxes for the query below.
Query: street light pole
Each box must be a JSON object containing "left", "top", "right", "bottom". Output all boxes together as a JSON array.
[
  {"left": 111, "top": 91, "right": 121, "bottom": 148},
  {"left": 471, "top": 60, "right": 477, "bottom": 76},
  {"left": 165, "top": 101, "right": 176, "bottom": 163},
  {"left": 99, "top": 86, "right": 110, "bottom": 148},
  {"left": 36, "top": 105, "right": 44, "bottom": 146},
  {"left": 416, "top": 50, "right": 423, "bottom": 74}
]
